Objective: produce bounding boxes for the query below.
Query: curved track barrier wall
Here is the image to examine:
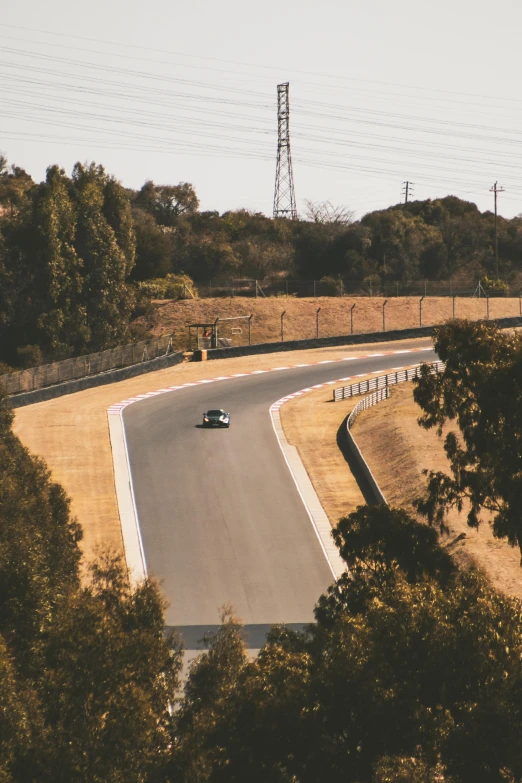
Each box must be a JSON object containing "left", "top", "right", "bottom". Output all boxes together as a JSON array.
[
  {"left": 343, "top": 360, "right": 445, "bottom": 504},
  {"left": 345, "top": 389, "right": 390, "bottom": 505},
  {"left": 5, "top": 351, "right": 185, "bottom": 409},
  {"left": 0, "top": 333, "right": 178, "bottom": 397},
  {"left": 204, "top": 315, "right": 522, "bottom": 361}
]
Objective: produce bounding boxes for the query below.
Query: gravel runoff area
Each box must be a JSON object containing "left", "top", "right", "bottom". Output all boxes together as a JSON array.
[{"left": 12, "top": 337, "right": 433, "bottom": 569}]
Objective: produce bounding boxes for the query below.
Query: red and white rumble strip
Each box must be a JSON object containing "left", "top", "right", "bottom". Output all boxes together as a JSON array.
[{"left": 106, "top": 347, "right": 427, "bottom": 416}]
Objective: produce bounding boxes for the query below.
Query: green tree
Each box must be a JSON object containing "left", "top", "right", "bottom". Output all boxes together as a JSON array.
[
  {"left": 30, "top": 165, "right": 88, "bottom": 357},
  {"left": 0, "top": 403, "right": 82, "bottom": 674},
  {"left": 0, "top": 160, "right": 137, "bottom": 364},
  {"left": 135, "top": 181, "right": 199, "bottom": 227},
  {"left": 72, "top": 163, "right": 134, "bottom": 351},
  {"left": 131, "top": 207, "right": 172, "bottom": 280},
  {"left": 39, "top": 555, "right": 181, "bottom": 783},
  {"left": 413, "top": 319, "right": 522, "bottom": 560},
  {"left": 0, "top": 400, "right": 182, "bottom": 782},
  {"left": 316, "top": 504, "right": 455, "bottom": 625},
  {"left": 172, "top": 505, "right": 522, "bottom": 782},
  {"left": 362, "top": 208, "right": 441, "bottom": 280},
  {"left": 0, "top": 637, "right": 43, "bottom": 782},
  {"left": 0, "top": 155, "right": 33, "bottom": 218},
  {"left": 102, "top": 177, "right": 136, "bottom": 277}
]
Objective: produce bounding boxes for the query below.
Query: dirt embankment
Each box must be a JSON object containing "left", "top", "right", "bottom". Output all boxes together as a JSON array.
[
  {"left": 141, "top": 296, "right": 521, "bottom": 350},
  {"left": 353, "top": 385, "right": 522, "bottom": 599}
]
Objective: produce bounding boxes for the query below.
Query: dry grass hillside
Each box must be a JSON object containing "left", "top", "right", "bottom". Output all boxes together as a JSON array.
[
  {"left": 140, "top": 295, "right": 521, "bottom": 350},
  {"left": 354, "top": 384, "right": 522, "bottom": 599}
]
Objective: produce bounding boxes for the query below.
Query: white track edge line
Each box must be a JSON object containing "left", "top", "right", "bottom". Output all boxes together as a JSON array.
[
  {"left": 108, "top": 412, "right": 148, "bottom": 584},
  {"left": 269, "top": 407, "right": 345, "bottom": 581}
]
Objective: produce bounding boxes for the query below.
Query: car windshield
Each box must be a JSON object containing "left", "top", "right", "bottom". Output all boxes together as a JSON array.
[{"left": 207, "top": 410, "right": 224, "bottom": 416}]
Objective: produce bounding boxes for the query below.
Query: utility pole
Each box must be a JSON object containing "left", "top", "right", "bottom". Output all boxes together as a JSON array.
[
  {"left": 402, "top": 181, "right": 414, "bottom": 204},
  {"left": 489, "top": 181, "right": 505, "bottom": 279},
  {"left": 273, "top": 83, "right": 297, "bottom": 219}
]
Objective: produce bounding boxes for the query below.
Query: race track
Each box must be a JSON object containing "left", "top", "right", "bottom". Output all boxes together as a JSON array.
[{"left": 123, "top": 343, "right": 436, "bottom": 648}]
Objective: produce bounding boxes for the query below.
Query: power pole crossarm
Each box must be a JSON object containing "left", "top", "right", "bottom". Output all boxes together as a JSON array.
[
  {"left": 402, "top": 181, "right": 414, "bottom": 204},
  {"left": 273, "top": 83, "right": 297, "bottom": 220}
]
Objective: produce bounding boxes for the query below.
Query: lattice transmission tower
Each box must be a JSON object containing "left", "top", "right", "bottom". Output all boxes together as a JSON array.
[{"left": 273, "top": 82, "right": 297, "bottom": 219}]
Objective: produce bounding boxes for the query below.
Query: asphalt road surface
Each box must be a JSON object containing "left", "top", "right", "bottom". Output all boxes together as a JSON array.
[{"left": 124, "top": 342, "right": 437, "bottom": 649}]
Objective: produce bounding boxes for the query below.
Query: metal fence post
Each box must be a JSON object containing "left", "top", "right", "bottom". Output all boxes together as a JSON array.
[
  {"left": 248, "top": 314, "right": 252, "bottom": 345},
  {"left": 382, "top": 299, "right": 388, "bottom": 331},
  {"left": 419, "top": 295, "right": 425, "bottom": 326},
  {"left": 452, "top": 295, "right": 456, "bottom": 319},
  {"left": 486, "top": 295, "right": 490, "bottom": 319},
  {"left": 350, "top": 303, "right": 356, "bottom": 334},
  {"left": 316, "top": 307, "right": 321, "bottom": 338},
  {"left": 281, "top": 311, "right": 286, "bottom": 342}
]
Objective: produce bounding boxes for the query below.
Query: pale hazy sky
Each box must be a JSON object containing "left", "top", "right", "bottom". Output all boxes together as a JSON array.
[{"left": 1, "top": 0, "right": 521, "bottom": 218}]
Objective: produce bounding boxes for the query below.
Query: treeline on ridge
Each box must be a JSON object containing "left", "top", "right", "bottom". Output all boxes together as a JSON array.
[{"left": 2, "top": 153, "right": 522, "bottom": 371}]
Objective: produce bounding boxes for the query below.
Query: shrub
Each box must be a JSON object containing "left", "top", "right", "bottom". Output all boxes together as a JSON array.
[{"left": 137, "top": 273, "right": 198, "bottom": 300}]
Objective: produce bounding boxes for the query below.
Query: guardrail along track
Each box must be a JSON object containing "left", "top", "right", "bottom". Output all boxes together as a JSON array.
[{"left": 333, "top": 361, "right": 445, "bottom": 402}]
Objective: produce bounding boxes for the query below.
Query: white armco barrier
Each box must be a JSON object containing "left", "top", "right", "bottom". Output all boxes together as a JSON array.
[
  {"left": 333, "top": 361, "right": 445, "bottom": 402},
  {"left": 342, "top": 361, "right": 445, "bottom": 504}
]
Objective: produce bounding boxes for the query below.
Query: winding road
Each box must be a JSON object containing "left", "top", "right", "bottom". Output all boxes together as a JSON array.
[{"left": 122, "top": 341, "right": 436, "bottom": 649}]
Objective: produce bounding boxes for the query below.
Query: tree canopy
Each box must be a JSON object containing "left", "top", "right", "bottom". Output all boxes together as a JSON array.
[
  {"left": 414, "top": 318, "right": 522, "bottom": 560},
  {"left": 171, "top": 505, "right": 522, "bottom": 783},
  {"left": 0, "top": 161, "right": 136, "bottom": 364},
  {"left": 3, "top": 149, "right": 522, "bottom": 369},
  {"left": 0, "top": 400, "right": 182, "bottom": 781}
]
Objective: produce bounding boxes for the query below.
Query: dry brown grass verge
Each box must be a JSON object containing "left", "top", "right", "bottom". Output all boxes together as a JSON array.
[
  {"left": 354, "top": 385, "right": 522, "bottom": 599},
  {"left": 141, "top": 296, "right": 521, "bottom": 350}
]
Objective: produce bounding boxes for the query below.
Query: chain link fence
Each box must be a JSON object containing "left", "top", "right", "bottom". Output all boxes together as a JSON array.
[
  {"left": 0, "top": 334, "right": 176, "bottom": 397},
  {"left": 193, "top": 278, "right": 520, "bottom": 299}
]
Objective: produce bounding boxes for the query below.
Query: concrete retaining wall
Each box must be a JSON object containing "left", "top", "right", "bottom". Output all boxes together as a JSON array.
[
  {"left": 6, "top": 351, "right": 185, "bottom": 409},
  {"left": 205, "top": 316, "right": 522, "bottom": 361},
  {"left": 345, "top": 408, "right": 388, "bottom": 506},
  {"left": 206, "top": 325, "right": 435, "bottom": 360}
]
